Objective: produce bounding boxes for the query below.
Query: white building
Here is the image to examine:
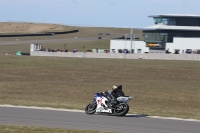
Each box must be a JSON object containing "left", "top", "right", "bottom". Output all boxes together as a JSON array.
[
  {"left": 110, "top": 14, "right": 200, "bottom": 54},
  {"left": 110, "top": 40, "right": 148, "bottom": 53}
]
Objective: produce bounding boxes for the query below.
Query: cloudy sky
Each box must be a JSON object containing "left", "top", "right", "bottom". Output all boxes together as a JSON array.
[{"left": 0, "top": 0, "right": 199, "bottom": 28}]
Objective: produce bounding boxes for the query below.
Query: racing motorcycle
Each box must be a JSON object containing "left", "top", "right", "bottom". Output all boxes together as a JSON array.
[{"left": 85, "top": 92, "right": 133, "bottom": 116}]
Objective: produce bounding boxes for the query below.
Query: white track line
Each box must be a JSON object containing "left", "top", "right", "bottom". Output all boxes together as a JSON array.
[
  {"left": 0, "top": 104, "right": 84, "bottom": 113},
  {"left": 0, "top": 104, "right": 200, "bottom": 122}
]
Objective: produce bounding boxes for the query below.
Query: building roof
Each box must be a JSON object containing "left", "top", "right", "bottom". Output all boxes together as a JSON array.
[
  {"left": 148, "top": 14, "right": 200, "bottom": 18},
  {"left": 142, "top": 24, "right": 200, "bottom": 31}
]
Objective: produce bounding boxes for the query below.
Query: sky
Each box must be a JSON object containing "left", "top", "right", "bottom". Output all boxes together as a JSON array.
[{"left": 0, "top": 0, "right": 200, "bottom": 28}]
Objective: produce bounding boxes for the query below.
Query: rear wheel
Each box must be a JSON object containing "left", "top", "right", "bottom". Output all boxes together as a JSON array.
[
  {"left": 113, "top": 103, "right": 129, "bottom": 116},
  {"left": 85, "top": 102, "right": 97, "bottom": 114}
]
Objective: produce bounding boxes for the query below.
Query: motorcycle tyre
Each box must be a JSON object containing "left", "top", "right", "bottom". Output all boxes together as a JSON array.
[
  {"left": 113, "top": 103, "right": 129, "bottom": 116},
  {"left": 85, "top": 103, "right": 96, "bottom": 115}
]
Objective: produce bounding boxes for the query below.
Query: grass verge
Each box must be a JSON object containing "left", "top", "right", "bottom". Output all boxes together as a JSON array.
[{"left": 0, "top": 125, "right": 114, "bottom": 133}]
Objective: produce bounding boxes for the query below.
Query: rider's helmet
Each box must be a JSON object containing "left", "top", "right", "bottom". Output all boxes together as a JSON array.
[
  {"left": 112, "top": 85, "right": 118, "bottom": 90},
  {"left": 112, "top": 85, "right": 122, "bottom": 90}
]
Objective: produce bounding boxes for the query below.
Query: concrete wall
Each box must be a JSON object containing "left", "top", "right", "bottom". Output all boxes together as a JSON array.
[
  {"left": 30, "top": 51, "right": 200, "bottom": 61},
  {"left": 110, "top": 40, "right": 149, "bottom": 53}
]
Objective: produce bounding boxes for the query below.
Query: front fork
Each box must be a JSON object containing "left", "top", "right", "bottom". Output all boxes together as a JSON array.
[{"left": 91, "top": 101, "right": 97, "bottom": 108}]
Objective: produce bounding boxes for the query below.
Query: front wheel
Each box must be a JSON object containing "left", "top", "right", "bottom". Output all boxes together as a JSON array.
[
  {"left": 85, "top": 102, "right": 97, "bottom": 114},
  {"left": 113, "top": 103, "right": 129, "bottom": 116}
]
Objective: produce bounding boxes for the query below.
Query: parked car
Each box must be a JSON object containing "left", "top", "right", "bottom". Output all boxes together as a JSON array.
[{"left": 185, "top": 49, "right": 192, "bottom": 54}]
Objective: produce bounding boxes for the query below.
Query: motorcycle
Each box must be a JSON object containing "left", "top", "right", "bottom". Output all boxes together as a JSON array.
[{"left": 85, "top": 93, "right": 133, "bottom": 116}]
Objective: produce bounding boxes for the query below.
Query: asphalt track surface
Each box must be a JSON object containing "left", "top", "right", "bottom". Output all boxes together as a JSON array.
[
  {"left": 0, "top": 105, "right": 200, "bottom": 133},
  {"left": 0, "top": 37, "right": 100, "bottom": 45}
]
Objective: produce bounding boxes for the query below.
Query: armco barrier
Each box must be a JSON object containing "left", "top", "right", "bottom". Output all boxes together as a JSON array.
[
  {"left": 0, "top": 30, "right": 79, "bottom": 37},
  {"left": 46, "top": 30, "right": 79, "bottom": 34},
  {"left": 30, "top": 51, "right": 200, "bottom": 61},
  {"left": 0, "top": 33, "right": 53, "bottom": 37}
]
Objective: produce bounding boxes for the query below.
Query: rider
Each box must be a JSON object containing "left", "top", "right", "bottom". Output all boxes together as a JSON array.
[{"left": 101, "top": 85, "right": 125, "bottom": 107}]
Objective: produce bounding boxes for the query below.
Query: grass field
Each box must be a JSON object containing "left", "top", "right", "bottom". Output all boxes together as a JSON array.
[
  {"left": 0, "top": 23, "right": 200, "bottom": 121},
  {"left": 0, "top": 54, "right": 200, "bottom": 119},
  {"left": 0, "top": 39, "right": 111, "bottom": 54},
  {"left": 0, "top": 125, "right": 114, "bottom": 133}
]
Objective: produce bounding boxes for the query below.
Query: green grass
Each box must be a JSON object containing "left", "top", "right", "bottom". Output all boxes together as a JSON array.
[
  {"left": 0, "top": 39, "right": 110, "bottom": 54},
  {"left": 0, "top": 55, "right": 199, "bottom": 119},
  {"left": 0, "top": 125, "right": 114, "bottom": 133}
]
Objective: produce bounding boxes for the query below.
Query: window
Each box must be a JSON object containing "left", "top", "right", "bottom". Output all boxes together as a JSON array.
[
  {"left": 168, "top": 35, "right": 173, "bottom": 42},
  {"left": 144, "top": 33, "right": 168, "bottom": 42},
  {"left": 168, "top": 18, "right": 176, "bottom": 25},
  {"left": 160, "top": 33, "right": 168, "bottom": 42},
  {"left": 154, "top": 18, "right": 161, "bottom": 24},
  {"left": 154, "top": 18, "right": 168, "bottom": 25},
  {"left": 137, "top": 49, "right": 142, "bottom": 53}
]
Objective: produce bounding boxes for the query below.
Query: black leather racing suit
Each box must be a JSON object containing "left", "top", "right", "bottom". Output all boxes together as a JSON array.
[{"left": 105, "top": 87, "right": 125, "bottom": 106}]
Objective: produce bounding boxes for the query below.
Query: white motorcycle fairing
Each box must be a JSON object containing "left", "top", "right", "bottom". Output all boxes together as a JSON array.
[
  {"left": 117, "top": 96, "right": 133, "bottom": 103},
  {"left": 95, "top": 96, "right": 112, "bottom": 113},
  {"left": 95, "top": 95, "right": 133, "bottom": 113}
]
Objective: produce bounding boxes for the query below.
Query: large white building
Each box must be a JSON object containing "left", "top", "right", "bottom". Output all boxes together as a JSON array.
[{"left": 110, "top": 14, "right": 200, "bottom": 54}]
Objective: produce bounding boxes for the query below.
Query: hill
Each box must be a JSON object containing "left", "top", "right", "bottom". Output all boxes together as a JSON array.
[
  {"left": 0, "top": 22, "right": 143, "bottom": 53},
  {"left": 0, "top": 22, "right": 143, "bottom": 38},
  {"left": 0, "top": 22, "right": 75, "bottom": 34}
]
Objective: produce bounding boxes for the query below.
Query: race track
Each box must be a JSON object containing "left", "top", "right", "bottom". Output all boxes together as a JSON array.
[
  {"left": 0, "top": 105, "right": 200, "bottom": 133},
  {"left": 0, "top": 37, "right": 99, "bottom": 45}
]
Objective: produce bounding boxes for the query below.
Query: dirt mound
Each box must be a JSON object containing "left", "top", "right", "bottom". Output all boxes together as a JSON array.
[{"left": 0, "top": 22, "right": 74, "bottom": 34}]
